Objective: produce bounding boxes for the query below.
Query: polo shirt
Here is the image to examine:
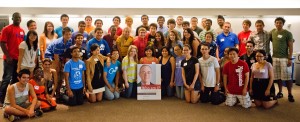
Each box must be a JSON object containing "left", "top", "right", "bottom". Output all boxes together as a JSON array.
[{"left": 216, "top": 32, "right": 239, "bottom": 58}]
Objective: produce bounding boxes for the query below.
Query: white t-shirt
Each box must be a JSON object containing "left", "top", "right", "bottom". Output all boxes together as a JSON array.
[
  {"left": 19, "top": 41, "right": 37, "bottom": 67},
  {"left": 199, "top": 56, "right": 220, "bottom": 87}
]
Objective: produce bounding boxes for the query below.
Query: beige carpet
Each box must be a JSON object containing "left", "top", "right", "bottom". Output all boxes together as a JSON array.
[{"left": 1, "top": 84, "right": 300, "bottom": 122}]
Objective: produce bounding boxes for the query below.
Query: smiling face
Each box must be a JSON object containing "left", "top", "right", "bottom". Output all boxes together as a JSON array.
[
  {"left": 12, "top": 13, "right": 21, "bottom": 26},
  {"left": 34, "top": 68, "right": 44, "bottom": 80},
  {"left": 139, "top": 65, "right": 152, "bottom": 85},
  {"left": 145, "top": 49, "right": 153, "bottom": 57}
]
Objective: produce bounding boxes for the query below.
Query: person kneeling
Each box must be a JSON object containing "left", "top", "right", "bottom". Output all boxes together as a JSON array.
[
  {"left": 104, "top": 48, "right": 121, "bottom": 100},
  {"left": 64, "top": 47, "right": 86, "bottom": 106},
  {"left": 3, "top": 69, "right": 42, "bottom": 121},
  {"left": 223, "top": 48, "right": 252, "bottom": 108}
]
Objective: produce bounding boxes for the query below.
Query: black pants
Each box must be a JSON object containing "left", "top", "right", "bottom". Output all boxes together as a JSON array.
[
  {"left": 68, "top": 88, "right": 84, "bottom": 106},
  {"left": 200, "top": 87, "right": 215, "bottom": 103},
  {"left": 0, "top": 59, "right": 18, "bottom": 103}
]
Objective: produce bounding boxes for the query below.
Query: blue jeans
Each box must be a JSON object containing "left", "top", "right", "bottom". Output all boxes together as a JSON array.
[
  {"left": 162, "top": 85, "right": 174, "bottom": 97},
  {"left": 176, "top": 86, "right": 185, "bottom": 99},
  {"left": 104, "top": 84, "right": 120, "bottom": 100},
  {"left": 0, "top": 59, "right": 18, "bottom": 103},
  {"left": 125, "top": 82, "right": 137, "bottom": 98}
]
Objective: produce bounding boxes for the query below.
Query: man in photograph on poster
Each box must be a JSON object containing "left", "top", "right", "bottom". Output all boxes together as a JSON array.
[{"left": 137, "top": 65, "right": 154, "bottom": 86}]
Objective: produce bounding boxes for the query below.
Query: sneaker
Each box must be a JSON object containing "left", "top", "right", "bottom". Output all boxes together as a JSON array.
[
  {"left": 288, "top": 95, "right": 295, "bottom": 102},
  {"left": 276, "top": 92, "right": 283, "bottom": 99},
  {"left": 5, "top": 114, "right": 21, "bottom": 122},
  {"left": 34, "top": 109, "right": 43, "bottom": 117}
]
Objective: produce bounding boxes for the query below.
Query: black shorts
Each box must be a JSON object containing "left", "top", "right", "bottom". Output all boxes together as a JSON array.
[{"left": 252, "top": 78, "right": 275, "bottom": 101}]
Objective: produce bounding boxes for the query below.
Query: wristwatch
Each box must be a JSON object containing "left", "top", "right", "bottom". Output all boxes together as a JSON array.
[{"left": 216, "top": 83, "right": 220, "bottom": 86}]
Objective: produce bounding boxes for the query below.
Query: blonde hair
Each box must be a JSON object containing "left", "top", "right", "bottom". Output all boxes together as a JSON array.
[
  {"left": 126, "top": 45, "right": 138, "bottom": 65},
  {"left": 138, "top": 27, "right": 146, "bottom": 34},
  {"left": 125, "top": 16, "right": 133, "bottom": 22}
]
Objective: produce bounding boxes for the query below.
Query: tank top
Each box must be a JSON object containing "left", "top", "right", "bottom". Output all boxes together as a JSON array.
[
  {"left": 45, "top": 37, "right": 54, "bottom": 48},
  {"left": 91, "top": 61, "right": 105, "bottom": 89},
  {"left": 160, "top": 56, "right": 172, "bottom": 86},
  {"left": 4, "top": 83, "right": 29, "bottom": 105}
]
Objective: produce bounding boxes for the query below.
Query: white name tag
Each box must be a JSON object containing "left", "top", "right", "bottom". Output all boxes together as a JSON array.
[
  {"left": 34, "top": 85, "right": 39, "bottom": 90},
  {"left": 79, "top": 64, "right": 83, "bottom": 69},
  {"left": 82, "top": 50, "right": 85, "bottom": 53},
  {"left": 184, "top": 62, "right": 187, "bottom": 66},
  {"left": 260, "top": 69, "right": 266, "bottom": 73},
  {"left": 221, "top": 38, "right": 225, "bottom": 42},
  {"left": 250, "top": 60, "right": 255, "bottom": 63},
  {"left": 278, "top": 35, "right": 282, "bottom": 38},
  {"left": 130, "top": 63, "right": 134, "bottom": 67},
  {"left": 84, "top": 37, "right": 87, "bottom": 40},
  {"left": 20, "top": 32, "right": 24, "bottom": 35},
  {"left": 94, "top": 58, "right": 99, "bottom": 61}
]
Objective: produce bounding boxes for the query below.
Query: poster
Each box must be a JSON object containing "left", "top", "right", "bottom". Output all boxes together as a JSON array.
[{"left": 137, "top": 64, "right": 161, "bottom": 100}]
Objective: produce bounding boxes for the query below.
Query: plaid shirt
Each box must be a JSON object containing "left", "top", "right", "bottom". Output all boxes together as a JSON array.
[{"left": 248, "top": 30, "right": 271, "bottom": 54}]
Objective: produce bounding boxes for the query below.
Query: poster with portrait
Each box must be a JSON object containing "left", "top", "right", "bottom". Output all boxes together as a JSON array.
[{"left": 137, "top": 64, "right": 161, "bottom": 100}]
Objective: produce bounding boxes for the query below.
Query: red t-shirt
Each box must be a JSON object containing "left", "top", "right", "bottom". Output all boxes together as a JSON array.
[
  {"left": 0, "top": 24, "right": 25, "bottom": 59},
  {"left": 133, "top": 36, "right": 148, "bottom": 59},
  {"left": 238, "top": 30, "right": 251, "bottom": 56},
  {"left": 223, "top": 59, "right": 249, "bottom": 95}
]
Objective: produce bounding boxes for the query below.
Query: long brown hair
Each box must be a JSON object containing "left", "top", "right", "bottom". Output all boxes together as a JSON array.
[{"left": 43, "top": 21, "right": 55, "bottom": 38}]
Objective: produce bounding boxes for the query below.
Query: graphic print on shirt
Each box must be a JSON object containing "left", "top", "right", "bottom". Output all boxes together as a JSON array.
[
  {"left": 236, "top": 66, "right": 244, "bottom": 87},
  {"left": 109, "top": 67, "right": 118, "bottom": 74},
  {"left": 100, "top": 44, "right": 105, "bottom": 50}
]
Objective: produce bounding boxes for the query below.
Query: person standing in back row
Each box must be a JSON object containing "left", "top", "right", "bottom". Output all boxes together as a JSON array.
[
  {"left": 0, "top": 12, "right": 25, "bottom": 106},
  {"left": 270, "top": 17, "right": 295, "bottom": 102}
]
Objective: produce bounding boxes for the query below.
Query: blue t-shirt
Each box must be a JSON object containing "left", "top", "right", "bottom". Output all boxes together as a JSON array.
[
  {"left": 63, "top": 59, "right": 86, "bottom": 89},
  {"left": 104, "top": 61, "right": 121, "bottom": 85},
  {"left": 55, "top": 26, "right": 74, "bottom": 38},
  {"left": 86, "top": 38, "right": 111, "bottom": 56},
  {"left": 44, "top": 38, "right": 72, "bottom": 60},
  {"left": 71, "top": 31, "right": 89, "bottom": 49},
  {"left": 216, "top": 32, "right": 239, "bottom": 58}
]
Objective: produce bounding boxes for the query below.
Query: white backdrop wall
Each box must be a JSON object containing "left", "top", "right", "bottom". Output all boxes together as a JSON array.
[{"left": 1, "top": 14, "right": 300, "bottom": 53}]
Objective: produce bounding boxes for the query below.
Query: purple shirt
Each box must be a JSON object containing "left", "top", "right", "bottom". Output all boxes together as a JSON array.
[
  {"left": 175, "top": 55, "right": 185, "bottom": 86},
  {"left": 251, "top": 62, "right": 272, "bottom": 79}
]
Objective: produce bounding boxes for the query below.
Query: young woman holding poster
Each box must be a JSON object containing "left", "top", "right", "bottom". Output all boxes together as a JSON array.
[{"left": 181, "top": 44, "right": 200, "bottom": 103}]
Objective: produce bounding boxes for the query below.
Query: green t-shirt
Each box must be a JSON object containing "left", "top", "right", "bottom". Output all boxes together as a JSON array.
[{"left": 270, "top": 29, "right": 293, "bottom": 58}]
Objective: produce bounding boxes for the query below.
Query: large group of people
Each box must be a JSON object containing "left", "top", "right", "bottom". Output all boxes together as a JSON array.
[{"left": 0, "top": 12, "right": 296, "bottom": 121}]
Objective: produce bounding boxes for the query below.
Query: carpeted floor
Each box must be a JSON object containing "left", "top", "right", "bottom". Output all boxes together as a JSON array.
[{"left": 1, "top": 84, "right": 300, "bottom": 122}]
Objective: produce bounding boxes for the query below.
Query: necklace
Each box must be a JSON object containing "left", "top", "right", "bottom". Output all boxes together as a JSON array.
[{"left": 29, "top": 48, "right": 34, "bottom": 64}]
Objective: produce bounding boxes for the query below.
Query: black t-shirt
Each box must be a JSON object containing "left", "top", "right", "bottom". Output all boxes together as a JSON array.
[
  {"left": 65, "top": 46, "right": 88, "bottom": 61},
  {"left": 181, "top": 57, "right": 199, "bottom": 85},
  {"left": 240, "top": 52, "right": 256, "bottom": 69}
]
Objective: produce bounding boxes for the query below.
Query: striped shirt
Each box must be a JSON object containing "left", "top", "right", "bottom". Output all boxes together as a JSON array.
[{"left": 122, "top": 56, "right": 137, "bottom": 83}]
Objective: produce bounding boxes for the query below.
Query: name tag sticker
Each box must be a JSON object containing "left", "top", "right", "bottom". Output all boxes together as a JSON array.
[
  {"left": 278, "top": 35, "right": 282, "bottom": 38},
  {"left": 260, "top": 69, "right": 266, "bottom": 73},
  {"left": 130, "top": 63, "right": 134, "bottom": 67},
  {"left": 34, "top": 86, "right": 39, "bottom": 90},
  {"left": 221, "top": 39, "right": 225, "bottom": 42},
  {"left": 82, "top": 50, "right": 85, "bottom": 53},
  {"left": 250, "top": 60, "right": 255, "bottom": 63},
  {"left": 84, "top": 37, "right": 87, "bottom": 40},
  {"left": 79, "top": 64, "right": 83, "bottom": 69},
  {"left": 184, "top": 63, "right": 187, "bottom": 66}
]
